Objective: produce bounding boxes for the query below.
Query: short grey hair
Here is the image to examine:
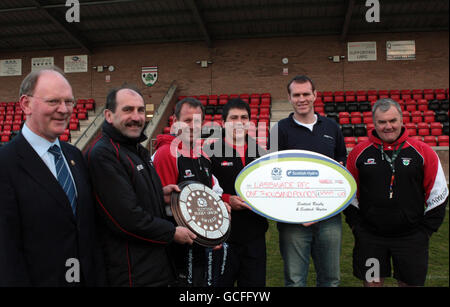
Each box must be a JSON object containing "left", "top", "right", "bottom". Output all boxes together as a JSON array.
[
  {"left": 19, "top": 66, "right": 66, "bottom": 97},
  {"left": 174, "top": 97, "right": 205, "bottom": 120},
  {"left": 372, "top": 98, "right": 403, "bottom": 121}
]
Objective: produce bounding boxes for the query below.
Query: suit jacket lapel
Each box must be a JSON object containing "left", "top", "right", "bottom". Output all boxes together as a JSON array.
[{"left": 15, "top": 133, "right": 75, "bottom": 217}]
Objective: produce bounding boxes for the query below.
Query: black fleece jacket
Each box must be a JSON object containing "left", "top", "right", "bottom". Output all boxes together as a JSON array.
[{"left": 85, "top": 122, "right": 176, "bottom": 286}]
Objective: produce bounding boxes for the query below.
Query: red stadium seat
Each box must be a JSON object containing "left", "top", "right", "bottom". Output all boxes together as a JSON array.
[
  {"left": 59, "top": 134, "right": 69, "bottom": 142},
  {"left": 346, "top": 95, "right": 356, "bottom": 102},
  {"left": 405, "top": 122, "right": 416, "bottom": 129},
  {"left": 411, "top": 111, "right": 422, "bottom": 123},
  {"left": 357, "top": 136, "right": 369, "bottom": 143},
  {"left": 363, "top": 116, "right": 373, "bottom": 124},
  {"left": 437, "top": 135, "right": 449, "bottom": 146},
  {"left": 405, "top": 100, "right": 417, "bottom": 112},
  {"left": 431, "top": 127, "right": 443, "bottom": 136},
  {"left": 85, "top": 102, "right": 94, "bottom": 111},
  {"left": 417, "top": 122, "right": 428, "bottom": 129},
  {"left": 260, "top": 107, "right": 270, "bottom": 116},
  {"left": 339, "top": 117, "right": 350, "bottom": 125},
  {"left": 378, "top": 90, "right": 388, "bottom": 98},
  {"left": 368, "top": 95, "right": 378, "bottom": 102},
  {"left": 423, "top": 110, "right": 435, "bottom": 123},
  {"left": 346, "top": 143, "right": 355, "bottom": 148},
  {"left": 69, "top": 122, "right": 78, "bottom": 130},
  {"left": 344, "top": 136, "right": 356, "bottom": 145},
  {"left": 219, "top": 94, "right": 228, "bottom": 99},
  {"left": 418, "top": 127, "right": 429, "bottom": 136},
  {"left": 260, "top": 97, "right": 271, "bottom": 106},
  {"left": 323, "top": 96, "right": 333, "bottom": 103},
  {"left": 250, "top": 97, "right": 259, "bottom": 106},
  {"left": 417, "top": 99, "right": 428, "bottom": 112},
  {"left": 339, "top": 112, "right": 350, "bottom": 118},
  {"left": 424, "top": 136, "right": 437, "bottom": 146},
  {"left": 356, "top": 90, "right": 367, "bottom": 96},
  {"left": 357, "top": 95, "right": 367, "bottom": 102},
  {"left": 314, "top": 106, "right": 324, "bottom": 113},
  {"left": 219, "top": 98, "right": 228, "bottom": 105},
  {"left": 430, "top": 122, "right": 442, "bottom": 129},
  {"left": 430, "top": 122, "right": 443, "bottom": 136},
  {"left": 436, "top": 93, "right": 446, "bottom": 101},
  {"left": 334, "top": 96, "right": 344, "bottom": 103},
  {"left": 401, "top": 89, "right": 411, "bottom": 101},
  {"left": 350, "top": 111, "right": 362, "bottom": 124},
  {"left": 351, "top": 116, "right": 362, "bottom": 124}
]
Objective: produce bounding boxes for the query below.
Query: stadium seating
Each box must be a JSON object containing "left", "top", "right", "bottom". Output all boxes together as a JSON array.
[
  {"left": 167, "top": 89, "right": 448, "bottom": 150},
  {"left": 170, "top": 93, "right": 273, "bottom": 149},
  {"left": 0, "top": 99, "right": 96, "bottom": 146},
  {"left": 315, "top": 88, "right": 450, "bottom": 148}
]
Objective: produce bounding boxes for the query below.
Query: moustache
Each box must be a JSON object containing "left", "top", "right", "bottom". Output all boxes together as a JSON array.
[{"left": 125, "top": 120, "right": 143, "bottom": 127}]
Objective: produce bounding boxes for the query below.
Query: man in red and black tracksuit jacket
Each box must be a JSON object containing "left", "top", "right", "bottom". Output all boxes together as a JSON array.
[
  {"left": 206, "top": 98, "right": 269, "bottom": 287},
  {"left": 153, "top": 97, "right": 226, "bottom": 287},
  {"left": 345, "top": 98, "right": 448, "bottom": 287},
  {"left": 86, "top": 87, "right": 195, "bottom": 286}
]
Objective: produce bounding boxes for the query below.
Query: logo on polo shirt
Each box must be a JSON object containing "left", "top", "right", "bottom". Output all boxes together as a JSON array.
[
  {"left": 364, "top": 158, "right": 376, "bottom": 165},
  {"left": 402, "top": 158, "right": 411, "bottom": 166},
  {"left": 221, "top": 161, "right": 233, "bottom": 167},
  {"left": 184, "top": 169, "right": 195, "bottom": 178}
]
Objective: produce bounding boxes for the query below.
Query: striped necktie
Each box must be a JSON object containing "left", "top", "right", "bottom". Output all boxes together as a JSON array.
[{"left": 48, "top": 145, "right": 77, "bottom": 215}]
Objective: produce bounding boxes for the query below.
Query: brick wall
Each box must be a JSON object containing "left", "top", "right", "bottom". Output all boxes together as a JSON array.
[{"left": 0, "top": 31, "right": 448, "bottom": 106}]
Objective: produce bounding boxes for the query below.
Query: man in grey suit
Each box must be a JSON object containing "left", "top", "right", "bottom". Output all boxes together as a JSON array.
[{"left": 0, "top": 68, "right": 104, "bottom": 286}]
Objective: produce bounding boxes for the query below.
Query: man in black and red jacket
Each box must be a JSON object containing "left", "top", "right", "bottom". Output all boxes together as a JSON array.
[
  {"left": 86, "top": 86, "right": 196, "bottom": 286},
  {"left": 206, "top": 98, "right": 269, "bottom": 287},
  {"left": 153, "top": 97, "right": 226, "bottom": 287},
  {"left": 345, "top": 98, "right": 448, "bottom": 287}
]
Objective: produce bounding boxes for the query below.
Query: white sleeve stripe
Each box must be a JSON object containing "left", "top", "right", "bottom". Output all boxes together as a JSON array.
[
  {"left": 406, "top": 140, "right": 425, "bottom": 165},
  {"left": 212, "top": 174, "right": 224, "bottom": 197},
  {"left": 350, "top": 197, "right": 359, "bottom": 209},
  {"left": 425, "top": 159, "right": 449, "bottom": 213}
]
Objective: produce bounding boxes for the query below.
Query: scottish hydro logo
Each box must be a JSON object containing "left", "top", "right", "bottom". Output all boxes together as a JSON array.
[{"left": 286, "top": 170, "right": 319, "bottom": 177}]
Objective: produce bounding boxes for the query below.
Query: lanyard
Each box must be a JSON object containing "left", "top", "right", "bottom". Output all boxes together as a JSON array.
[
  {"left": 186, "top": 243, "right": 228, "bottom": 286},
  {"left": 379, "top": 141, "right": 405, "bottom": 199}
]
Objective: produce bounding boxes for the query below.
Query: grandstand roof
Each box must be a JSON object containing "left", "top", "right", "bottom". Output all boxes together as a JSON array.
[{"left": 0, "top": 0, "right": 448, "bottom": 53}]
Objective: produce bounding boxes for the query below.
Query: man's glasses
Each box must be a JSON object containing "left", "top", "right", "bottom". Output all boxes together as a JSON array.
[{"left": 28, "top": 95, "right": 76, "bottom": 107}]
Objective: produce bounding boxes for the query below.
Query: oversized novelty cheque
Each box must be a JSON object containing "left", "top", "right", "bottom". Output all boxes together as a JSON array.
[{"left": 235, "top": 150, "right": 356, "bottom": 223}]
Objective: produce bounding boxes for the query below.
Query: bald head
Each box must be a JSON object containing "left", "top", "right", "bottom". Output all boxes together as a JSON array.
[
  {"left": 106, "top": 86, "right": 144, "bottom": 113},
  {"left": 19, "top": 68, "right": 74, "bottom": 142},
  {"left": 19, "top": 67, "right": 69, "bottom": 97}
]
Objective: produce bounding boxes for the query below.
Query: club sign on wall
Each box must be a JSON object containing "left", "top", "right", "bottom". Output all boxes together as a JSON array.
[{"left": 142, "top": 66, "right": 158, "bottom": 87}]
